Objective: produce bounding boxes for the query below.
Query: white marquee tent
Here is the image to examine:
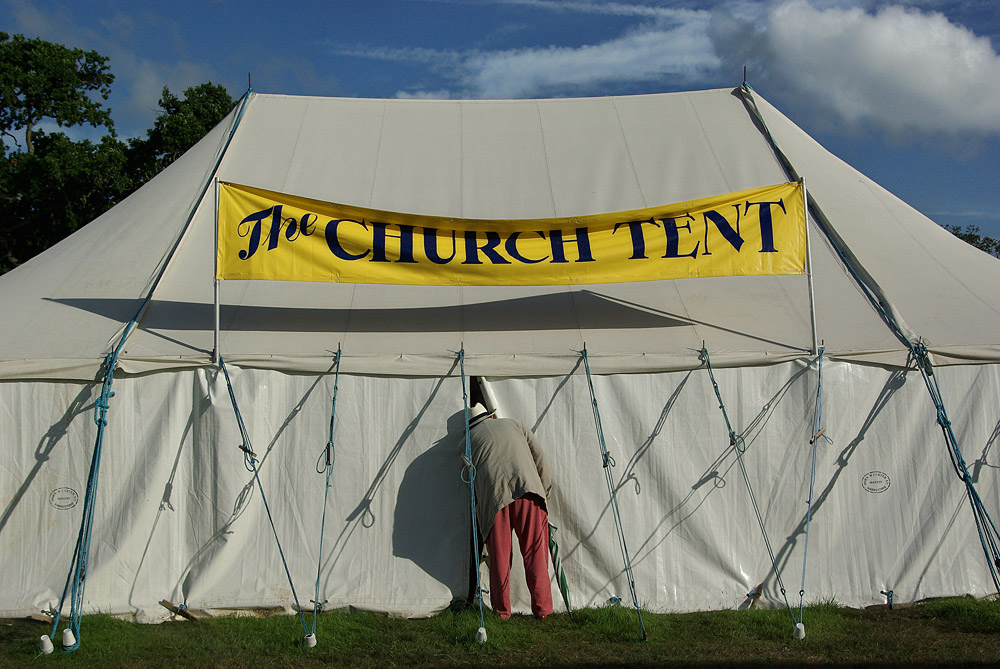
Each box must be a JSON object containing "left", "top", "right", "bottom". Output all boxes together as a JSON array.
[{"left": 2, "top": 86, "right": 999, "bottom": 629}]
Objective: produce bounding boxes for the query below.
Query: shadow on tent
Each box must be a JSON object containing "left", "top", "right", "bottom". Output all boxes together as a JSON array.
[
  {"left": 0, "top": 384, "right": 96, "bottom": 539},
  {"left": 393, "top": 409, "right": 468, "bottom": 594},
  {"left": 764, "top": 369, "right": 907, "bottom": 602}
]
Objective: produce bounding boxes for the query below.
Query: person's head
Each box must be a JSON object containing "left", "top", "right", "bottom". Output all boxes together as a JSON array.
[{"left": 468, "top": 402, "right": 497, "bottom": 428}]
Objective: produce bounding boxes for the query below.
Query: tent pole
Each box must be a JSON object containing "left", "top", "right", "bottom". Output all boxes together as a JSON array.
[
  {"left": 214, "top": 178, "right": 221, "bottom": 364},
  {"left": 803, "top": 178, "right": 818, "bottom": 355}
]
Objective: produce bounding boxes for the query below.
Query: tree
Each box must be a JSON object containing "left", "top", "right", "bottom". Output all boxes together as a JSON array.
[
  {"left": 0, "top": 32, "right": 115, "bottom": 155},
  {"left": 0, "top": 33, "right": 235, "bottom": 274},
  {"left": 0, "top": 33, "right": 122, "bottom": 272},
  {"left": 126, "top": 82, "right": 235, "bottom": 185},
  {"left": 0, "top": 133, "right": 128, "bottom": 269},
  {"left": 945, "top": 225, "right": 1000, "bottom": 259}
]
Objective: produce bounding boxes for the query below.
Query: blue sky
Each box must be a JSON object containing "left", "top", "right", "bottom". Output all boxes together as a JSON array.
[{"left": 4, "top": 0, "right": 999, "bottom": 238}]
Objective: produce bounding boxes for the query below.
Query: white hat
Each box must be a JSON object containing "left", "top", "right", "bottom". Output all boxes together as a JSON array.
[{"left": 468, "top": 403, "right": 496, "bottom": 428}]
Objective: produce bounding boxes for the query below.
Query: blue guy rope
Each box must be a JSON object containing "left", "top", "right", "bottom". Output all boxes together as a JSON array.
[
  {"left": 699, "top": 345, "right": 796, "bottom": 628},
  {"left": 218, "top": 357, "right": 311, "bottom": 638},
  {"left": 310, "top": 346, "right": 342, "bottom": 642},
  {"left": 47, "top": 321, "right": 136, "bottom": 653},
  {"left": 739, "top": 82, "right": 1000, "bottom": 596},
  {"left": 43, "top": 89, "right": 254, "bottom": 656},
  {"left": 798, "top": 346, "right": 832, "bottom": 626},
  {"left": 913, "top": 343, "right": 1000, "bottom": 592},
  {"left": 580, "top": 347, "right": 647, "bottom": 641},
  {"left": 458, "top": 348, "right": 488, "bottom": 642}
]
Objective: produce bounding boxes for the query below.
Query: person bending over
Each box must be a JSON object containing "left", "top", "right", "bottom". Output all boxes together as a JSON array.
[{"left": 466, "top": 403, "right": 553, "bottom": 620}]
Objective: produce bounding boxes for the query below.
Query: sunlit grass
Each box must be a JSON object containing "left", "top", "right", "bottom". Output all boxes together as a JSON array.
[{"left": 4, "top": 597, "right": 999, "bottom": 668}]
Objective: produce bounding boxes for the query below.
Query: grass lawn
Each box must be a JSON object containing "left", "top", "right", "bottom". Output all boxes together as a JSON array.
[{"left": 3, "top": 597, "right": 1000, "bottom": 667}]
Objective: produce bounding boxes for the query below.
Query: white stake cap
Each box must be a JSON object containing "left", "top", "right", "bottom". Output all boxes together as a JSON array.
[
  {"left": 793, "top": 622, "right": 806, "bottom": 639},
  {"left": 304, "top": 633, "right": 317, "bottom": 647},
  {"left": 475, "top": 626, "right": 487, "bottom": 643},
  {"left": 39, "top": 634, "right": 54, "bottom": 654},
  {"left": 61, "top": 628, "right": 77, "bottom": 649}
]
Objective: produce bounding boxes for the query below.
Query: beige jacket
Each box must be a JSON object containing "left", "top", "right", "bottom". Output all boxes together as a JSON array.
[{"left": 467, "top": 417, "right": 552, "bottom": 539}]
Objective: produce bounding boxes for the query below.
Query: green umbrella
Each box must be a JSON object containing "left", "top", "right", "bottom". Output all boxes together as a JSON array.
[{"left": 548, "top": 522, "right": 572, "bottom": 615}]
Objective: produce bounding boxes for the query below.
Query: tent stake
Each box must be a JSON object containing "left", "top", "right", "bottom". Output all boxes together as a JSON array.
[{"left": 159, "top": 599, "right": 198, "bottom": 621}]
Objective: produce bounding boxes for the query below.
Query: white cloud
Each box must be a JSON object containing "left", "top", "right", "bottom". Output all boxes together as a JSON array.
[
  {"left": 113, "top": 58, "right": 213, "bottom": 133},
  {"left": 485, "top": 0, "right": 704, "bottom": 19},
  {"left": 750, "top": 1, "right": 1000, "bottom": 136},
  {"left": 394, "top": 89, "right": 454, "bottom": 99},
  {"left": 465, "top": 19, "right": 720, "bottom": 97},
  {"left": 332, "top": 9, "right": 719, "bottom": 99}
]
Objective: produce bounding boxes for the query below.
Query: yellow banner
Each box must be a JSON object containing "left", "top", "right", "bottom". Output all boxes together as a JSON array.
[{"left": 217, "top": 181, "right": 806, "bottom": 285}]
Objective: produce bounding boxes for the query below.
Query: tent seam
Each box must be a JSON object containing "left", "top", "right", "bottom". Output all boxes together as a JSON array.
[
  {"left": 611, "top": 97, "right": 647, "bottom": 209},
  {"left": 366, "top": 101, "right": 388, "bottom": 209},
  {"left": 533, "top": 101, "right": 559, "bottom": 218}
]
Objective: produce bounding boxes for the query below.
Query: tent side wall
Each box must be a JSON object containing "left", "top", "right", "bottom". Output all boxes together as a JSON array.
[{"left": 2, "top": 360, "right": 997, "bottom": 619}]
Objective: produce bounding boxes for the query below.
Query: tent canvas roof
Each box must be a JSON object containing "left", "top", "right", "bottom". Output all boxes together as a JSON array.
[{"left": 2, "top": 87, "right": 999, "bottom": 380}]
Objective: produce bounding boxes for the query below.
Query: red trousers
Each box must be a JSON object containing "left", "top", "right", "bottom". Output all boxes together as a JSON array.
[{"left": 486, "top": 494, "right": 553, "bottom": 619}]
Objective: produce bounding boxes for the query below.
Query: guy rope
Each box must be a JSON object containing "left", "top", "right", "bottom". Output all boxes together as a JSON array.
[
  {"left": 740, "top": 81, "right": 1000, "bottom": 595},
  {"left": 700, "top": 344, "right": 797, "bottom": 634},
  {"left": 459, "top": 347, "right": 489, "bottom": 643},
  {"left": 796, "top": 345, "right": 833, "bottom": 639},
  {"left": 307, "top": 345, "right": 342, "bottom": 647},
  {"left": 42, "top": 322, "right": 136, "bottom": 655},
  {"left": 219, "top": 357, "right": 312, "bottom": 644},
  {"left": 580, "top": 346, "right": 647, "bottom": 641}
]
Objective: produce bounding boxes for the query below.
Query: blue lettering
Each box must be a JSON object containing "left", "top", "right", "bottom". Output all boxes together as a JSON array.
[
  {"left": 324, "top": 219, "right": 371, "bottom": 261},
  {"left": 701, "top": 206, "right": 743, "bottom": 255},
  {"left": 237, "top": 207, "right": 273, "bottom": 260},
  {"left": 549, "top": 227, "right": 595, "bottom": 264},
  {"left": 613, "top": 219, "right": 659, "bottom": 260},
  {"left": 463, "top": 231, "right": 510, "bottom": 265},
  {"left": 744, "top": 199, "right": 784, "bottom": 253},
  {"left": 423, "top": 227, "right": 457, "bottom": 264},
  {"left": 371, "top": 223, "right": 417, "bottom": 263},
  {"left": 505, "top": 231, "right": 548, "bottom": 264},
  {"left": 660, "top": 214, "right": 699, "bottom": 259}
]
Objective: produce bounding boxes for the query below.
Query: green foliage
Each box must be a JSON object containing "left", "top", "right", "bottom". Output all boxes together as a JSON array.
[
  {"left": 945, "top": 224, "right": 1000, "bottom": 258},
  {"left": 0, "top": 131, "right": 128, "bottom": 270},
  {"left": 0, "top": 33, "right": 235, "bottom": 274},
  {"left": 125, "top": 83, "right": 235, "bottom": 185},
  {"left": 0, "top": 31, "right": 114, "bottom": 155}
]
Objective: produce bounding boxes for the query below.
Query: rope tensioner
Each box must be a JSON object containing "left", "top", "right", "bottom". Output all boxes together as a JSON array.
[
  {"left": 795, "top": 345, "right": 832, "bottom": 638},
  {"left": 308, "top": 345, "right": 342, "bottom": 648},
  {"left": 580, "top": 347, "right": 647, "bottom": 642},
  {"left": 46, "top": 322, "right": 136, "bottom": 654},
  {"left": 219, "top": 356, "right": 312, "bottom": 645},
  {"left": 699, "top": 344, "right": 797, "bottom": 636},
  {"left": 910, "top": 343, "right": 1000, "bottom": 593}
]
